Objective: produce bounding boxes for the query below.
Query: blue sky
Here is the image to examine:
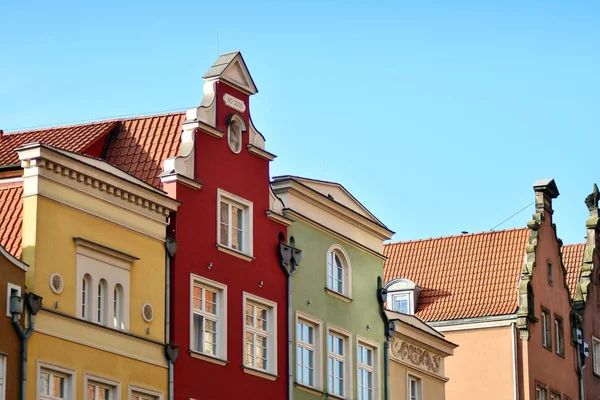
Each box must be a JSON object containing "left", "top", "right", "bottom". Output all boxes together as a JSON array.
[{"left": 1, "top": 1, "right": 599, "bottom": 244}]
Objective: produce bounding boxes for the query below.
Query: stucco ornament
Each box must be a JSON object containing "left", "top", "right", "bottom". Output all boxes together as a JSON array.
[
  {"left": 228, "top": 120, "right": 242, "bottom": 153},
  {"left": 391, "top": 338, "right": 441, "bottom": 373}
]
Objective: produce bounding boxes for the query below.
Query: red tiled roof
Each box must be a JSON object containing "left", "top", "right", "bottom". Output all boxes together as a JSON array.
[
  {"left": 103, "top": 113, "right": 184, "bottom": 187},
  {"left": 384, "top": 228, "right": 529, "bottom": 322},
  {"left": 0, "top": 122, "right": 117, "bottom": 165},
  {"left": 562, "top": 243, "right": 585, "bottom": 296},
  {"left": 0, "top": 183, "right": 23, "bottom": 258}
]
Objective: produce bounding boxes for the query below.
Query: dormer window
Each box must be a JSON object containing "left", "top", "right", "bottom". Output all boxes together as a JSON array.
[{"left": 384, "top": 278, "right": 421, "bottom": 315}]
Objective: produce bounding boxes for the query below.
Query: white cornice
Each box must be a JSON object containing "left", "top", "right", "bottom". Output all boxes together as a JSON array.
[
  {"left": 159, "top": 173, "right": 204, "bottom": 191},
  {"left": 273, "top": 179, "right": 393, "bottom": 241},
  {"left": 247, "top": 144, "right": 276, "bottom": 161},
  {"left": 18, "top": 144, "right": 179, "bottom": 222},
  {"left": 429, "top": 314, "right": 517, "bottom": 331}
]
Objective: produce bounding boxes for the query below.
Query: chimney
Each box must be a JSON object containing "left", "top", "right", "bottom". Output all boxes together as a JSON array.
[
  {"left": 532, "top": 178, "right": 559, "bottom": 216},
  {"left": 0, "top": 129, "right": 3, "bottom": 140}
]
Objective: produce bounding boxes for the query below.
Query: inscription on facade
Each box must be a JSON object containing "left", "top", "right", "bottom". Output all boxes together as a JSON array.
[
  {"left": 391, "top": 338, "right": 441, "bottom": 373},
  {"left": 223, "top": 94, "right": 246, "bottom": 113}
]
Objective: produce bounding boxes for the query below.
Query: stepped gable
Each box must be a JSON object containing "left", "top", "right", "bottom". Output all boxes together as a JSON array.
[{"left": 384, "top": 228, "right": 529, "bottom": 322}]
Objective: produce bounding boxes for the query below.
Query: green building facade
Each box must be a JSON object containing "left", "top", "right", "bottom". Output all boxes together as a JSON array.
[{"left": 272, "top": 176, "right": 393, "bottom": 400}]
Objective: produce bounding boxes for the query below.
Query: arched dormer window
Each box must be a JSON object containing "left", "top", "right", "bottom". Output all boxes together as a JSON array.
[
  {"left": 97, "top": 279, "right": 108, "bottom": 325},
  {"left": 384, "top": 278, "right": 421, "bottom": 315},
  {"left": 82, "top": 274, "right": 92, "bottom": 320},
  {"left": 113, "top": 284, "right": 124, "bottom": 330},
  {"left": 326, "top": 245, "right": 352, "bottom": 298},
  {"left": 226, "top": 114, "right": 247, "bottom": 154}
]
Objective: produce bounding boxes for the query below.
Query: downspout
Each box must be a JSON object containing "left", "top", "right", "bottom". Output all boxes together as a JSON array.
[
  {"left": 376, "top": 277, "right": 392, "bottom": 400},
  {"left": 165, "top": 237, "right": 178, "bottom": 400},
  {"left": 511, "top": 322, "right": 519, "bottom": 400},
  {"left": 11, "top": 292, "right": 42, "bottom": 400}
]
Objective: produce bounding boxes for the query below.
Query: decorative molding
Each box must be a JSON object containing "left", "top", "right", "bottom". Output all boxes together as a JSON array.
[
  {"left": 248, "top": 117, "right": 266, "bottom": 150},
  {"left": 142, "top": 303, "right": 154, "bottom": 323},
  {"left": 49, "top": 273, "right": 64, "bottom": 294},
  {"left": 18, "top": 144, "right": 178, "bottom": 223},
  {"left": 266, "top": 210, "right": 293, "bottom": 227},
  {"left": 390, "top": 338, "right": 442, "bottom": 374},
  {"left": 247, "top": 144, "right": 276, "bottom": 161},
  {"left": 74, "top": 237, "right": 139, "bottom": 265},
  {"left": 223, "top": 93, "right": 246, "bottom": 112},
  {"left": 159, "top": 173, "right": 203, "bottom": 191}
]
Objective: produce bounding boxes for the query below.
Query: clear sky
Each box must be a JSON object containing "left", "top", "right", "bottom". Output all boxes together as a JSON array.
[{"left": 1, "top": 1, "right": 599, "bottom": 244}]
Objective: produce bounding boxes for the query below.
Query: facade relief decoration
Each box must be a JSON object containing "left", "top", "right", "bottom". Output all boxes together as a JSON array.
[{"left": 390, "top": 338, "right": 441, "bottom": 374}]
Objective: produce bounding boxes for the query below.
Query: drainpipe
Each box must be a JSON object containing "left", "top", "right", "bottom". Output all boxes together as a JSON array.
[
  {"left": 511, "top": 322, "right": 519, "bottom": 400},
  {"left": 376, "top": 277, "right": 392, "bottom": 400},
  {"left": 10, "top": 292, "right": 43, "bottom": 400},
  {"left": 165, "top": 237, "right": 178, "bottom": 400},
  {"left": 278, "top": 241, "right": 302, "bottom": 400}
]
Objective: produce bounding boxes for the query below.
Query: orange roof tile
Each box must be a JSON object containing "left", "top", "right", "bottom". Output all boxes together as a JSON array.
[
  {"left": 0, "top": 183, "right": 23, "bottom": 258},
  {"left": 0, "top": 122, "right": 117, "bottom": 165},
  {"left": 103, "top": 113, "right": 184, "bottom": 188},
  {"left": 562, "top": 243, "right": 585, "bottom": 296},
  {"left": 384, "top": 228, "right": 529, "bottom": 322}
]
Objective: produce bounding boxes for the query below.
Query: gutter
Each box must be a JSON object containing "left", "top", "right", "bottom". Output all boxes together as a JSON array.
[
  {"left": 165, "top": 237, "right": 178, "bottom": 400},
  {"left": 377, "top": 277, "right": 392, "bottom": 400},
  {"left": 511, "top": 322, "right": 519, "bottom": 400}
]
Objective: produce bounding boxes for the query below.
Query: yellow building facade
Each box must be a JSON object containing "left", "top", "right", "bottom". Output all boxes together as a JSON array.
[
  {"left": 387, "top": 311, "right": 456, "bottom": 400},
  {"left": 18, "top": 144, "right": 178, "bottom": 399}
]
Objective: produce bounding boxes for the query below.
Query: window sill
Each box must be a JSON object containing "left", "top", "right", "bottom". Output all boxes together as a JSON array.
[
  {"left": 543, "top": 345, "right": 552, "bottom": 352},
  {"left": 325, "top": 393, "right": 346, "bottom": 400},
  {"left": 242, "top": 365, "right": 278, "bottom": 381},
  {"left": 216, "top": 244, "right": 254, "bottom": 262},
  {"left": 189, "top": 350, "right": 228, "bottom": 366},
  {"left": 294, "top": 382, "right": 323, "bottom": 396},
  {"left": 324, "top": 287, "right": 353, "bottom": 303},
  {"left": 556, "top": 351, "right": 565, "bottom": 359}
]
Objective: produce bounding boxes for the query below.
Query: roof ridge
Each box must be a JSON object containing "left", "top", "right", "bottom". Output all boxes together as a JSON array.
[
  {"left": 4, "top": 109, "right": 187, "bottom": 135},
  {"left": 385, "top": 227, "right": 529, "bottom": 247}
]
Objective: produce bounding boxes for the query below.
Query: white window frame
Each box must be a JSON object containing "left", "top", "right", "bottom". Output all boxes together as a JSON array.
[
  {"left": 391, "top": 292, "right": 413, "bottom": 315},
  {"left": 6, "top": 283, "right": 21, "bottom": 317},
  {"left": 541, "top": 308, "right": 551, "bottom": 350},
  {"left": 0, "top": 354, "right": 5, "bottom": 400},
  {"left": 83, "top": 373, "right": 120, "bottom": 400},
  {"left": 189, "top": 275, "right": 228, "bottom": 361},
  {"left": 242, "top": 292, "right": 277, "bottom": 376},
  {"left": 554, "top": 315, "right": 564, "bottom": 356},
  {"left": 357, "top": 337, "right": 380, "bottom": 400},
  {"left": 325, "top": 245, "right": 352, "bottom": 298},
  {"left": 536, "top": 383, "right": 548, "bottom": 400},
  {"left": 37, "top": 361, "right": 76, "bottom": 400},
  {"left": 408, "top": 374, "right": 422, "bottom": 400},
  {"left": 295, "top": 313, "right": 323, "bottom": 390},
  {"left": 593, "top": 336, "right": 600, "bottom": 376},
  {"left": 327, "top": 325, "right": 352, "bottom": 399},
  {"left": 76, "top": 241, "right": 132, "bottom": 331},
  {"left": 128, "top": 384, "right": 163, "bottom": 400},
  {"left": 216, "top": 189, "right": 254, "bottom": 257},
  {"left": 97, "top": 279, "right": 107, "bottom": 325}
]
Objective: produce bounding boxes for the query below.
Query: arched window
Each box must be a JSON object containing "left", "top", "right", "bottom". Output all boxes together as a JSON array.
[
  {"left": 82, "top": 274, "right": 92, "bottom": 320},
  {"left": 113, "top": 284, "right": 124, "bottom": 330},
  {"left": 97, "top": 279, "right": 107, "bottom": 324},
  {"left": 326, "top": 245, "right": 351, "bottom": 297}
]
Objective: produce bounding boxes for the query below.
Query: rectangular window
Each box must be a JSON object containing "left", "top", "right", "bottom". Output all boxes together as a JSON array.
[
  {"left": 297, "top": 320, "right": 316, "bottom": 387},
  {"left": 554, "top": 316, "right": 564, "bottom": 356},
  {"left": 328, "top": 331, "right": 348, "bottom": 397},
  {"left": 593, "top": 336, "right": 600, "bottom": 376},
  {"left": 243, "top": 293, "right": 277, "bottom": 375},
  {"left": 357, "top": 343, "right": 375, "bottom": 400},
  {"left": 217, "top": 189, "right": 253, "bottom": 257},
  {"left": 131, "top": 394, "right": 157, "bottom": 400},
  {"left": 536, "top": 384, "right": 547, "bottom": 400},
  {"left": 129, "top": 385, "right": 161, "bottom": 400},
  {"left": 541, "top": 309, "right": 552, "bottom": 350},
  {"left": 547, "top": 261, "right": 553, "bottom": 285},
  {"left": 190, "top": 276, "right": 227, "bottom": 360},
  {"left": 408, "top": 375, "right": 422, "bottom": 400},
  {"left": 87, "top": 381, "right": 115, "bottom": 400},
  {"left": 391, "top": 293, "right": 412, "bottom": 314},
  {"left": 40, "top": 369, "right": 69, "bottom": 400}
]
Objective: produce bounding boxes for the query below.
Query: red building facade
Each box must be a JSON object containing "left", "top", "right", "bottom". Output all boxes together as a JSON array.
[{"left": 160, "top": 52, "right": 290, "bottom": 399}]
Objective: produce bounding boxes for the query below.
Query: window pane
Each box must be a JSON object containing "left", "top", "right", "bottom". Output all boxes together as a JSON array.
[
  {"left": 41, "top": 372, "right": 51, "bottom": 395},
  {"left": 88, "top": 384, "right": 96, "bottom": 400},
  {"left": 245, "top": 304, "right": 254, "bottom": 327},
  {"left": 257, "top": 307, "right": 267, "bottom": 331},
  {"left": 231, "top": 206, "right": 243, "bottom": 251},
  {"left": 245, "top": 332, "right": 254, "bottom": 366},
  {"left": 297, "top": 322, "right": 303, "bottom": 342},
  {"left": 52, "top": 375, "right": 65, "bottom": 397},
  {"left": 205, "top": 289, "right": 217, "bottom": 314},
  {"left": 296, "top": 347, "right": 303, "bottom": 382},
  {"left": 193, "top": 314, "right": 203, "bottom": 352},
  {"left": 204, "top": 319, "right": 217, "bottom": 355},
  {"left": 256, "top": 335, "right": 268, "bottom": 369},
  {"left": 305, "top": 325, "right": 313, "bottom": 344},
  {"left": 193, "top": 286, "right": 202, "bottom": 310}
]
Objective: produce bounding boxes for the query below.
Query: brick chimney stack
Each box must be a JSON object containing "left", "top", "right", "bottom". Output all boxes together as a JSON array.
[{"left": 532, "top": 178, "right": 559, "bottom": 217}]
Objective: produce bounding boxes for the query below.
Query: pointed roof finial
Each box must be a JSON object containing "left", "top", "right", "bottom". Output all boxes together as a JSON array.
[{"left": 585, "top": 183, "right": 599, "bottom": 211}]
